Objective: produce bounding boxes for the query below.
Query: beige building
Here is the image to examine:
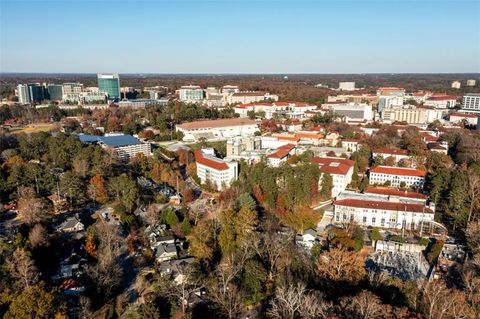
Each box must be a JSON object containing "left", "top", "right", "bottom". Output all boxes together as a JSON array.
[{"left": 226, "top": 136, "right": 262, "bottom": 157}]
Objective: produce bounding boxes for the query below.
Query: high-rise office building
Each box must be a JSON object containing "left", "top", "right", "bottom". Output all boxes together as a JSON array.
[
  {"left": 27, "top": 83, "right": 46, "bottom": 103},
  {"left": 97, "top": 74, "right": 120, "bottom": 100},
  {"left": 47, "top": 84, "right": 64, "bottom": 100},
  {"left": 17, "top": 84, "right": 31, "bottom": 104}
]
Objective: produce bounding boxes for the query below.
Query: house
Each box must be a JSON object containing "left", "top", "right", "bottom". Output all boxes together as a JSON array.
[
  {"left": 312, "top": 157, "right": 355, "bottom": 197},
  {"left": 155, "top": 243, "right": 178, "bottom": 263},
  {"left": 295, "top": 229, "right": 318, "bottom": 249},
  {"left": 369, "top": 166, "right": 426, "bottom": 188},
  {"left": 58, "top": 216, "right": 84, "bottom": 233},
  {"left": 267, "top": 143, "right": 296, "bottom": 167},
  {"left": 47, "top": 194, "right": 67, "bottom": 212},
  {"left": 195, "top": 148, "right": 238, "bottom": 190},
  {"left": 333, "top": 191, "right": 436, "bottom": 231}
]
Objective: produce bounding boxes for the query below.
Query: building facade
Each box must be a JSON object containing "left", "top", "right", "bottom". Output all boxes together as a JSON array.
[
  {"left": 333, "top": 191, "right": 435, "bottom": 230},
  {"left": 339, "top": 82, "right": 355, "bottom": 91},
  {"left": 79, "top": 134, "right": 151, "bottom": 161},
  {"left": 195, "top": 149, "right": 238, "bottom": 190},
  {"left": 463, "top": 94, "right": 480, "bottom": 111},
  {"left": 176, "top": 118, "right": 259, "bottom": 142},
  {"left": 97, "top": 74, "right": 120, "bottom": 100},
  {"left": 369, "top": 166, "right": 426, "bottom": 188},
  {"left": 313, "top": 157, "right": 354, "bottom": 197},
  {"left": 178, "top": 85, "right": 204, "bottom": 102}
]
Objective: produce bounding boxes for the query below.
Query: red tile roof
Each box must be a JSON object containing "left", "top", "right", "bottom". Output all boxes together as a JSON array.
[
  {"left": 372, "top": 148, "right": 409, "bottom": 156},
  {"left": 177, "top": 118, "right": 257, "bottom": 130},
  {"left": 276, "top": 135, "right": 300, "bottom": 142},
  {"left": 370, "top": 166, "right": 426, "bottom": 177},
  {"left": 312, "top": 157, "right": 354, "bottom": 175},
  {"left": 268, "top": 144, "right": 295, "bottom": 159},
  {"left": 450, "top": 112, "right": 478, "bottom": 119},
  {"left": 232, "top": 91, "right": 266, "bottom": 97},
  {"left": 334, "top": 198, "right": 433, "bottom": 214},
  {"left": 364, "top": 187, "right": 428, "bottom": 200},
  {"left": 194, "top": 149, "right": 229, "bottom": 170},
  {"left": 426, "top": 96, "right": 457, "bottom": 101}
]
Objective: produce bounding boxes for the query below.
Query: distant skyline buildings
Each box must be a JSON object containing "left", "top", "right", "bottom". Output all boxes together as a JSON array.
[
  {"left": 1, "top": 1, "right": 479, "bottom": 73},
  {"left": 97, "top": 74, "right": 120, "bottom": 100}
]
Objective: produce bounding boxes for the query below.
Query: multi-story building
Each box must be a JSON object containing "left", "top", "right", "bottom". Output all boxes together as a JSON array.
[
  {"left": 372, "top": 148, "right": 410, "bottom": 164},
  {"left": 62, "top": 82, "right": 83, "bottom": 102},
  {"left": 144, "top": 86, "right": 168, "bottom": 100},
  {"left": 221, "top": 85, "right": 240, "bottom": 95},
  {"left": 176, "top": 118, "right": 259, "bottom": 142},
  {"left": 118, "top": 99, "right": 159, "bottom": 109},
  {"left": 451, "top": 81, "right": 461, "bottom": 89},
  {"left": 324, "top": 103, "right": 373, "bottom": 122},
  {"left": 449, "top": 112, "right": 479, "bottom": 126},
  {"left": 424, "top": 95, "right": 457, "bottom": 109},
  {"left": 178, "top": 85, "right": 204, "bottom": 102},
  {"left": 78, "top": 134, "right": 151, "bottom": 161},
  {"left": 194, "top": 148, "right": 238, "bottom": 190},
  {"left": 97, "top": 74, "right": 120, "bottom": 100},
  {"left": 47, "top": 84, "right": 64, "bottom": 100},
  {"left": 378, "top": 96, "right": 404, "bottom": 112},
  {"left": 16, "top": 84, "right": 31, "bottom": 104},
  {"left": 226, "top": 136, "right": 262, "bottom": 157},
  {"left": 333, "top": 191, "right": 435, "bottom": 231},
  {"left": 462, "top": 94, "right": 480, "bottom": 111},
  {"left": 17, "top": 83, "right": 47, "bottom": 104},
  {"left": 80, "top": 91, "right": 107, "bottom": 104},
  {"left": 369, "top": 166, "right": 426, "bottom": 188},
  {"left": 381, "top": 106, "right": 427, "bottom": 124},
  {"left": 267, "top": 144, "right": 296, "bottom": 167},
  {"left": 377, "top": 87, "right": 405, "bottom": 97},
  {"left": 338, "top": 82, "right": 355, "bottom": 91},
  {"left": 341, "top": 139, "right": 361, "bottom": 152},
  {"left": 466, "top": 79, "right": 477, "bottom": 87},
  {"left": 227, "top": 92, "right": 279, "bottom": 104},
  {"left": 313, "top": 157, "right": 354, "bottom": 197}
]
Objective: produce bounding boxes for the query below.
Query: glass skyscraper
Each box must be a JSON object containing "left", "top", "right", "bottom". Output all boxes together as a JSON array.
[{"left": 97, "top": 73, "right": 120, "bottom": 100}]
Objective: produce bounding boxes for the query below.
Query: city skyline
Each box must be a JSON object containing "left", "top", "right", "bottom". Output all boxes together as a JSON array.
[{"left": 1, "top": 0, "right": 479, "bottom": 74}]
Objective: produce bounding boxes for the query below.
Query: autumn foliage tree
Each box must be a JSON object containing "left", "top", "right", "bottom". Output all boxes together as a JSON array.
[{"left": 87, "top": 175, "right": 109, "bottom": 205}]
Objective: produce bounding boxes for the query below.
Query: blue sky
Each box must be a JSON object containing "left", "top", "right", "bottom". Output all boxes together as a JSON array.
[{"left": 1, "top": 0, "right": 479, "bottom": 73}]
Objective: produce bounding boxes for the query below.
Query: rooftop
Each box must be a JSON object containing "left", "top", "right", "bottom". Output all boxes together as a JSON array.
[
  {"left": 177, "top": 118, "right": 257, "bottom": 130},
  {"left": 334, "top": 198, "right": 433, "bottom": 214},
  {"left": 312, "top": 156, "right": 354, "bottom": 175},
  {"left": 372, "top": 148, "right": 409, "bottom": 156},
  {"left": 78, "top": 134, "right": 143, "bottom": 147},
  {"left": 364, "top": 187, "right": 428, "bottom": 200},
  {"left": 370, "top": 166, "right": 426, "bottom": 177},
  {"left": 195, "top": 149, "right": 229, "bottom": 170}
]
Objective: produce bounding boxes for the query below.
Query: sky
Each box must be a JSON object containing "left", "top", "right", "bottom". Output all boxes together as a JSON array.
[{"left": 1, "top": 0, "right": 479, "bottom": 73}]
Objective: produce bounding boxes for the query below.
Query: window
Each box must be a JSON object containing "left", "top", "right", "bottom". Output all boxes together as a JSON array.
[
  {"left": 362, "top": 216, "right": 367, "bottom": 223},
  {"left": 372, "top": 217, "right": 376, "bottom": 224},
  {"left": 381, "top": 218, "right": 385, "bottom": 227}
]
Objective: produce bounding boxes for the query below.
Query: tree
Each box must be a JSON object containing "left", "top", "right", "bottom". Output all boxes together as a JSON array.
[
  {"left": 316, "top": 247, "right": 366, "bottom": 287},
  {"left": 160, "top": 207, "right": 179, "bottom": 227},
  {"left": 187, "top": 220, "right": 215, "bottom": 260},
  {"left": 236, "top": 193, "right": 256, "bottom": 211},
  {"left": 108, "top": 174, "right": 139, "bottom": 211},
  {"left": 280, "top": 205, "right": 320, "bottom": 234},
  {"left": 88, "top": 175, "right": 109, "bottom": 205},
  {"left": 17, "top": 186, "right": 49, "bottom": 225},
  {"left": 319, "top": 173, "right": 333, "bottom": 200},
  {"left": 59, "top": 171, "right": 85, "bottom": 204},
  {"left": 4, "top": 284, "right": 61, "bottom": 319},
  {"left": 28, "top": 224, "right": 49, "bottom": 249},
  {"left": 7, "top": 248, "right": 39, "bottom": 288}
]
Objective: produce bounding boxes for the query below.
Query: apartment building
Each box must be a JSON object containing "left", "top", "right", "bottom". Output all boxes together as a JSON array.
[
  {"left": 176, "top": 118, "right": 259, "bottom": 142},
  {"left": 178, "top": 85, "right": 204, "bottom": 102},
  {"left": 323, "top": 103, "right": 373, "bottom": 122},
  {"left": 369, "top": 166, "right": 426, "bottom": 188},
  {"left": 226, "top": 136, "right": 262, "bottom": 157},
  {"left": 312, "top": 157, "right": 354, "bottom": 197},
  {"left": 379, "top": 105, "right": 448, "bottom": 125},
  {"left": 195, "top": 148, "right": 238, "bottom": 190},
  {"left": 333, "top": 191, "right": 435, "bottom": 230}
]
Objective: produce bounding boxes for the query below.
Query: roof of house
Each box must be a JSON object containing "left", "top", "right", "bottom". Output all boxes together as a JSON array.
[
  {"left": 369, "top": 166, "right": 426, "bottom": 177},
  {"left": 177, "top": 118, "right": 257, "bottom": 130},
  {"left": 296, "top": 132, "right": 324, "bottom": 139},
  {"left": 372, "top": 148, "right": 409, "bottom": 156},
  {"left": 334, "top": 198, "right": 433, "bottom": 214},
  {"left": 312, "top": 157, "right": 354, "bottom": 175},
  {"left": 59, "top": 217, "right": 83, "bottom": 230},
  {"left": 364, "top": 187, "right": 428, "bottom": 200},
  {"left": 78, "top": 134, "right": 142, "bottom": 147},
  {"left": 194, "top": 149, "right": 229, "bottom": 170},
  {"left": 276, "top": 135, "right": 300, "bottom": 142}
]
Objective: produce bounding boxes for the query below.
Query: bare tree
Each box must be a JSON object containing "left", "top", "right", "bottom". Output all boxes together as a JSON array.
[
  {"left": 420, "top": 280, "right": 474, "bottom": 319},
  {"left": 316, "top": 247, "right": 366, "bottom": 286},
  {"left": 28, "top": 223, "right": 49, "bottom": 248},
  {"left": 209, "top": 282, "right": 244, "bottom": 319},
  {"left": 17, "top": 186, "right": 49, "bottom": 225},
  {"left": 298, "top": 291, "right": 331, "bottom": 319},
  {"left": 341, "top": 290, "right": 385, "bottom": 319},
  {"left": 78, "top": 295, "right": 92, "bottom": 319},
  {"left": 7, "top": 248, "right": 39, "bottom": 288},
  {"left": 267, "top": 282, "right": 306, "bottom": 319}
]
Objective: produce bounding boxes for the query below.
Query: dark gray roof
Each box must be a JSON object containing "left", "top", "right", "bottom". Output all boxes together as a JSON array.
[{"left": 78, "top": 134, "right": 142, "bottom": 147}]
